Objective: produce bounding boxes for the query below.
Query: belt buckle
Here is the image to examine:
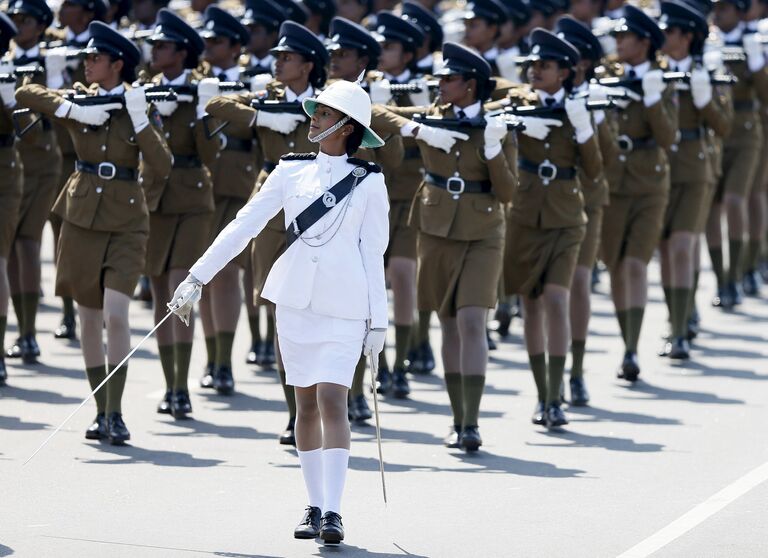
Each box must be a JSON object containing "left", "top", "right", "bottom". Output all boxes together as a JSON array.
[
  {"left": 446, "top": 176, "right": 465, "bottom": 197},
  {"left": 97, "top": 162, "right": 117, "bottom": 180},
  {"left": 617, "top": 135, "right": 633, "bottom": 153},
  {"left": 538, "top": 159, "right": 557, "bottom": 185}
]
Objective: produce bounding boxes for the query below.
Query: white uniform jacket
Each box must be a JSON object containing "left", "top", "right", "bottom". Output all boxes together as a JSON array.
[{"left": 190, "top": 151, "right": 390, "bottom": 329}]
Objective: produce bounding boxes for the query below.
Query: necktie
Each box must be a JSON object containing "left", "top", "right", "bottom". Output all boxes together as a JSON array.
[
  {"left": 544, "top": 97, "right": 556, "bottom": 106},
  {"left": 457, "top": 109, "right": 467, "bottom": 119},
  {"left": 628, "top": 69, "right": 637, "bottom": 79},
  {"left": 217, "top": 71, "right": 228, "bottom": 81}
]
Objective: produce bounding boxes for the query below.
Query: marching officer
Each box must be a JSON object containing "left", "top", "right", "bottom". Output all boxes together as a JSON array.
[
  {"left": 401, "top": 1, "right": 443, "bottom": 76},
  {"left": 240, "top": 0, "right": 284, "bottom": 77},
  {"left": 16, "top": 20, "right": 172, "bottom": 443},
  {"left": 143, "top": 9, "right": 219, "bottom": 419},
  {"left": 462, "top": 0, "right": 509, "bottom": 75}
]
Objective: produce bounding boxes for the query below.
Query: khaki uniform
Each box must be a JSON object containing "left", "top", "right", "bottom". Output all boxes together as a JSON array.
[
  {"left": 0, "top": 103, "right": 23, "bottom": 257},
  {"left": 598, "top": 61, "right": 679, "bottom": 269},
  {"left": 16, "top": 82, "right": 172, "bottom": 308},
  {"left": 372, "top": 102, "right": 517, "bottom": 317},
  {"left": 142, "top": 72, "right": 220, "bottom": 276}
]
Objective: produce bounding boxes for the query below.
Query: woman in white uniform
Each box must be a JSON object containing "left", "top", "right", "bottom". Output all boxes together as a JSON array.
[{"left": 169, "top": 79, "right": 389, "bottom": 546}]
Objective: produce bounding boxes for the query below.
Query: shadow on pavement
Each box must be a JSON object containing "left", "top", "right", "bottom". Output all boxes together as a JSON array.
[
  {"left": 0, "top": 543, "right": 12, "bottom": 557},
  {"left": 566, "top": 405, "right": 681, "bottom": 426},
  {"left": 40, "top": 535, "right": 280, "bottom": 557},
  {"left": 380, "top": 397, "right": 503, "bottom": 420},
  {"left": 314, "top": 542, "right": 429, "bottom": 557},
  {"left": 449, "top": 451, "right": 586, "bottom": 477},
  {"left": 617, "top": 380, "right": 745, "bottom": 405},
  {"left": 79, "top": 443, "right": 225, "bottom": 467},
  {"left": 530, "top": 430, "right": 665, "bottom": 453},
  {"left": 150, "top": 418, "right": 275, "bottom": 441},
  {"left": 198, "top": 391, "right": 289, "bottom": 414},
  {"left": 0, "top": 414, "right": 50, "bottom": 430},
  {"left": 0, "top": 385, "right": 81, "bottom": 405},
  {"left": 8, "top": 361, "right": 85, "bottom": 380},
  {"left": 674, "top": 359, "right": 768, "bottom": 381}
]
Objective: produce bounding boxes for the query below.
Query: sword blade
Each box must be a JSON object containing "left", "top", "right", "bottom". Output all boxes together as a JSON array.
[
  {"left": 23, "top": 311, "right": 176, "bottom": 466},
  {"left": 368, "top": 353, "right": 387, "bottom": 505}
]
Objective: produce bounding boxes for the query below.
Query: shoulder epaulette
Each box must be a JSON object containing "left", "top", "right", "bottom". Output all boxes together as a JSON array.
[
  {"left": 280, "top": 152, "right": 317, "bottom": 161},
  {"left": 346, "top": 158, "right": 381, "bottom": 173}
]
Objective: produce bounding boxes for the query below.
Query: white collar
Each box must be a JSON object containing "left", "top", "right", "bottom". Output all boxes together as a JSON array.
[
  {"left": 484, "top": 46, "right": 499, "bottom": 60},
  {"left": 667, "top": 55, "right": 692, "bottom": 72},
  {"left": 623, "top": 60, "right": 651, "bottom": 77},
  {"left": 285, "top": 85, "right": 313, "bottom": 102},
  {"left": 98, "top": 84, "right": 126, "bottom": 95},
  {"left": 573, "top": 81, "right": 588, "bottom": 94},
  {"left": 316, "top": 150, "right": 349, "bottom": 164},
  {"left": 536, "top": 87, "right": 565, "bottom": 104},
  {"left": 66, "top": 28, "right": 90, "bottom": 44},
  {"left": 453, "top": 100, "right": 481, "bottom": 118},
  {"left": 384, "top": 69, "right": 411, "bottom": 83},
  {"left": 605, "top": 8, "right": 623, "bottom": 19},
  {"left": 417, "top": 54, "right": 433, "bottom": 68},
  {"left": 161, "top": 70, "right": 190, "bottom": 86},
  {"left": 212, "top": 66, "right": 240, "bottom": 81},
  {"left": 721, "top": 23, "right": 745, "bottom": 43},
  {"left": 252, "top": 53, "right": 275, "bottom": 67},
  {"left": 14, "top": 44, "right": 40, "bottom": 58}
]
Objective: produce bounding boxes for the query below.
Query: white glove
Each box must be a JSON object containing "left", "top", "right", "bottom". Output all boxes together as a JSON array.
[
  {"left": 250, "top": 73, "right": 272, "bottom": 93},
  {"left": 154, "top": 100, "right": 178, "bottom": 117},
  {"left": 483, "top": 114, "right": 507, "bottom": 158},
  {"left": 196, "top": 77, "right": 219, "bottom": 119},
  {"left": 62, "top": 101, "right": 122, "bottom": 126},
  {"left": 758, "top": 19, "right": 768, "bottom": 35},
  {"left": 703, "top": 49, "right": 724, "bottom": 72},
  {"left": 496, "top": 48, "right": 519, "bottom": 82},
  {"left": 256, "top": 110, "right": 305, "bottom": 134},
  {"left": 641, "top": 69, "right": 665, "bottom": 106},
  {"left": 44, "top": 46, "right": 67, "bottom": 89},
  {"left": 587, "top": 82, "right": 609, "bottom": 103},
  {"left": 363, "top": 328, "right": 386, "bottom": 357},
  {"left": 518, "top": 116, "right": 562, "bottom": 141},
  {"left": 690, "top": 68, "right": 713, "bottom": 109},
  {"left": 0, "top": 81, "right": 15, "bottom": 108},
  {"left": 744, "top": 33, "right": 765, "bottom": 72},
  {"left": 124, "top": 86, "right": 149, "bottom": 131},
  {"left": 167, "top": 274, "right": 203, "bottom": 326},
  {"left": 565, "top": 96, "right": 593, "bottom": 143},
  {"left": 369, "top": 79, "right": 392, "bottom": 105},
  {"left": 414, "top": 124, "right": 469, "bottom": 153},
  {"left": 409, "top": 77, "right": 432, "bottom": 107}
]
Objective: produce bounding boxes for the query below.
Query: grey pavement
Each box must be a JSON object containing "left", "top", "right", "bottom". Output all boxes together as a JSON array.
[{"left": 2, "top": 229, "right": 768, "bottom": 558}]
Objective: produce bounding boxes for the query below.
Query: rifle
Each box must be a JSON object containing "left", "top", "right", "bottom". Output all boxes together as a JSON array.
[
  {"left": 249, "top": 99, "right": 306, "bottom": 114},
  {"left": 0, "top": 65, "right": 44, "bottom": 83},
  {"left": 492, "top": 99, "right": 618, "bottom": 118},
  {"left": 386, "top": 80, "right": 440, "bottom": 96},
  {"left": 412, "top": 113, "right": 524, "bottom": 131},
  {"left": 598, "top": 71, "right": 737, "bottom": 90},
  {"left": 143, "top": 81, "right": 248, "bottom": 100}
]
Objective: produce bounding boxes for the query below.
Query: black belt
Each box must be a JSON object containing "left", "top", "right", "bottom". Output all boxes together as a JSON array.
[
  {"left": 172, "top": 154, "right": 201, "bottom": 168},
  {"left": 518, "top": 158, "right": 576, "bottom": 181},
  {"left": 678, "top": 128, "right": 702, "bottom": 141},
  {"left": 425, "top": 172, "right": 492, "bottom": 194},
  {"left": 263, "top": 161, "right": 277, "bottom": 173},
  {"left": 221, "top": 135, "right": 253, "bottom": 152},
  {"left": 76, "top": 160, "right": 138, "bottom": 181},
  {"left": 403, "top": 147, "right": 421, "bottom": 160},
  {"left": 617, "top": 135, "right": 657, "bottom": 152},
  {"left": 0, "top": 134, "right": 14, "bottom": 147},
  {"left": 734, "top": 100, "right": 756, "bottom": 112}
]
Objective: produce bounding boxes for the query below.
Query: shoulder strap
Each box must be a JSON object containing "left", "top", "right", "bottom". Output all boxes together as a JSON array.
[{"left": 285, "top": 163, "right": 374, "bottom": 249}]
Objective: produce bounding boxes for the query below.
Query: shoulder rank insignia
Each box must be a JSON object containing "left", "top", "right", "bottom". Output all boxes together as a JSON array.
[{"left": 346, "top": 158, "right": 382, "bottom": 173}]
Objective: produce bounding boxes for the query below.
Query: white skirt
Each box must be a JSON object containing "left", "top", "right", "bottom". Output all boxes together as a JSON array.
[{"left": 275, "top": 304, "right": 366, "bottom": 388}]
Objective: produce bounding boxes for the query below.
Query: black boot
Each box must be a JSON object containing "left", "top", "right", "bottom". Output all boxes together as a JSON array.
[
  {"left": 375, "top": 364, "right": 392, "bottom": 395},
  {"left": 569, "top": 377, "right": 590, "bottom": 406},
  {"left": 279, "top": 417, "right": 296, "bottom": 446},
  {"left": 617, "top": 351, "right": 640, "bottom": 382},
  {"left": 668, "top": 337, "right": 690, "bottom": 360},
  {"left": 0, "top": 356, "right": 6, "bottom": 385},
  {"left": 294, "top": 506, "right": 322, "bottom": 539},
  {"left": 443, "top": 424, "right": 461, "bottom": 448},
  {"left": 494, "top": 303, "right": 512, "bottom": 337},
  {"left": 459, "top": 425, "right": 482, "bottom": 452},
  {"left": 259, "top": 342, "right": 276, "bottom": 368},
  {"left": 156, "top": 390, "right": 172, "bottom": 414},
  {"left": 170, "top": 390, "right": 193, "bottom": 419},
  {"left": 687, "top": 307, "right": 700, "bottom": 341},
  {"left": 246, "top": 341, "right": 261, "bottom": 365},
  {"left": 54, "top": 315, "right": 77, "bottom": 340},
  {"left": 213, "top": 364, "right": 234, "bottom": 395},
  {"left": 391, "top": 367, "right": 410, "bottom": 399},
  {"left": 319, "top": 512, "right": 344, "bottom": 545},
  {"left": 23, "top": 334, "right": 40, "bottom": 364},
  {"left": 200, "top": 362, "right": 215, "bottom": 389},
  {"left": 107, "top": 412, "right": 130, "bottom": 445},
  {"left": 545, "top": 403, "right": 568, "bottom": 429},
  {"left": 531, "top": 402, "right": 546, "bottom": 425},
  {"left": 85, "top": 413, "right": 108, "bottom": 440},
  {"left": 349, "top": 394, "right": 372, "bottom": 422}
]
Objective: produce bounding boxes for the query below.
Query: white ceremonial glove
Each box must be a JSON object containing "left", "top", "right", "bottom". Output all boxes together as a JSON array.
[
  {"left": 587, "top": 82, "right": 609, "bottom": 103},
  {"left": 744, "top": 33, "right": 765, "bottom": 72},
  {"left": 154, "top": 100, "right": 178, "bottom": 117},
  {"left": 690, "top": 68, "right": 713, "bottom": 109},
  {"left": 409, "top": 77, "right": 432, "bottom": 107},
  {"left": 483, "top": 113, "right": 507, "bottom": 159},
  {"left": 255, "top": 110, "right": 305, "bottom": 134},
  {"left": 641, "top": 69, "right": 665, "bottom": 106},
  {"left": 124, "top": 86, "right": 149, "bottom": 132},
  {"left": 758, "top": 18, "right": 768, "bottom": 35},
  {"left": 0, "top": 81, "right": 15, "bottom": 108},
  {"left": 496, "top": 48, "right": 519, "bottom": 82},
  {"left": 250, "top": 73, "right": 272, "bottom": 93},
  {"left": 167, "top": 274, "right": 203, "bottom": 326},
  {"left": 44, "top": 46, "right": 67, "bottom": 89},
  {"left": 565, "top": 96, "right": 593, "bottom": 143},
  {"left": 196, "top": 77, "right": 219, "bottom": 119},
  {"left": 518, "top": 116, "right": 562, "bottom": 141},
  {"left": 369, "top": 78, "right": 392, "bottom": 105},
  {"left": 414, "top": 124, "right": 470, "bottom": 153},
  {"left": 62, "top": 101, "right": 122, "bottom": 126},
  {"left": 703, "top": 49, "right": 724, "bottom": 72},
  {"left": 363, "top": 327, "right": 386, "bottom": 357}
]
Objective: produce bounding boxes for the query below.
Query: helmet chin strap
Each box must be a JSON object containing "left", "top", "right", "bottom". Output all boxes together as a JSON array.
[{"left": 308, "top": 115, "right": 351, "bottom": 143}]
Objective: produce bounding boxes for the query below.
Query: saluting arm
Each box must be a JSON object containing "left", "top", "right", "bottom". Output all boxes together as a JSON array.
[
  {"left": 645, "top": 87, "right": 678, "bottom": 149},
  {"left": 15, "top": 83, "right": 77, "bottom": 128}
]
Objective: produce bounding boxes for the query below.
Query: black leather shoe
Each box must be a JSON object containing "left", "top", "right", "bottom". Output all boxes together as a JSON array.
[
  {"left": 156, "top": 390, "right": 172, "bottom": 414},
  {"left": 392, "top": 367, "right": 410, "bottom": 399},
  {"left": 294, "top": 506, "right": 322, "bottom": 539},
  {"left": 658, "top": 339, "right": 673, "bottom": 357},
  {"left": 618, "top": 351, "right": 640, "bottom": 382},
  {"left": 319, "top": 511, "right": 344, "bottom": 545},
  {"left": 443, "top": 424, "right": 461, "bottom": 448},
  {"left": 134, "top": 275, "right": 152, "bottom": 303},
  {"left": 494, "top": 303, "right": 512, "bottom": 337},
  {"left": 420, "top": 341, "right": 435, "bottom": 373},
  {"left": 213, "top": 365, "right": 235, "bottom": 395},
  {"left": 349, "top": 394, "right": 372, "bottom": 422},
  {"left": 545, "top": 403, "right": 568, "bottom": 429},
  {"left": 54, "top": 316, "right": 77, "bottom": 340},
  {"left": 668, "top": 337, "right": 690, "bottom": 360},
  {"left": 200, "top": 362, "right": 215, "bottom": 388},
  {"left": 459, "top": 425, "right": 482, "bottom": 452},
  {"left": 0, "top": 356, "right": 6, "bottom": 385},
  {"left": 171, "top": 390, "right": 193, "bottom": 419},
  {"left": 246, "top": 341, "right": 261, "bottom": 365},
  {"left": 742, "top": 271, "right": 759, "bottom": 297},
  {"left": 279, "top": 417, "right": 296, "bottom": 446},
  {"left": 107, "top": 412, "right": 130, "bottom": 445},
  {"left": 711, "top": 287, "right": 732, "bottom": 309},
  {"left": 22, "top": 335, "right": 40, "bottom": 364},
  {"left": 6, "top": 337, "right": 25, "bottom": 359},
  {"left": 85, "top": 413, "right": 108, "bottom": 440},
  {"left": 531, "top": 402, "right": 546, "bottom": 425},
  {"left": 569, "top": 377, "right": 590, "bottom": 406},
  {"left": 486, "top": 329, "right": 497, "bottom": 351},
  {"left": 728, "top": 281, "right": 742, "bottom": 306},
  {"left": 375, "top": 365, "right": 392, "bottom": 394},
  {"left": 259, "top": 342, "right": 276, "bottom": 368}
]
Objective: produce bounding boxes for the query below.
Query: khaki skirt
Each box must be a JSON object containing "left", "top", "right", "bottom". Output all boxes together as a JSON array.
[
  {"left": 386, "top": 199, "right": 417, "bottom": 262},
  {"left": 601, "top": 192, "right": 667, "bottom": 270},
  {"left": 0, "top": 153, "right": 22, "bottom": 258},
  {"left": 417, "top": 231, "right": 503, "bottom": 318},
  {"left": 56, "top": 221, "right": 146, "bottom": 309},
  {"left": 15, "top": 161, "right": 60, "bottom": 242},
  {"left": 663, "top": 180, "right": 710, "bottom": 238},
  {"left": 716, "top": 142, "right": 760, "bottom": 200},
  {"left": 505, "top": 221, "right": 585, "bottom": 298},
  {"left": 145, "top": 211, "right": 213, "bottom": 276},
  {"left": 577, "top": 205, "right": 603, "bottom": 269}
]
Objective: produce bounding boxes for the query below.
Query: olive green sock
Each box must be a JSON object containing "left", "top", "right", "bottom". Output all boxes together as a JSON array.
[
  {"left": 393, "top": 324, "right": 411, "bottom": 370},
  {"left": 173, "top": 342, "right": 193, "bottom": 392},
  {"left": 727, "top": 239, "right": 743, "bottom": 283},
  {"left": 461, "top": 374, "right": 485, "bottom": 428},
  {"left": 265, "top": 312, "right": 275, "bottom": 343},
  {"left": 204, "top": 336, "right": 216, "bottom": 365},
  {"left": 444, "top": 372, "right": 463, "bottom": 427},
  {"left": 248, "top": 315, "right": 261, "bottom": 345},
  {"left": 546, "top": 355, "right": 566, "bottom": 404},
  {"left": 105, "top": 363, "right": 127, "bottom": 415},
  {"left": 708, "top": 246, "right": 724, "bottom": 288},
  {"left": 688, "top": 271, "right": 700, "bottom": 320},
  {"left": 215, "top": 331, "right": 235, "bottom": 367},
  {"left": 85, "top": 364, "right": 107, "bottom": 413},
  {"left": 529, "top": 353, "right": 547, "bottom": 402},
  {"left": 10, "top": 293, "right": 23, "bottom": 335},
  {"left": 20, "top": 292, "right": 39, "bottom": 336},
  {"left": 277, "top": 367, "right": 296, "bottom": 418},
  {"left": 747, "top": 239, "right": 761, "bottom": 270},
  {"left": 616, "top": 309, "right": 629, "bottom": 345},
  {"left": 570, "top": 340, "right": 586, "bottom": 379},
  {"left": 378, "top": 344, "right": 389, "bottom": 372},
  {"left": 626, "top": 307, "right": 645, "bottom": 353},
  {"left": 158, "top": 344, "right": 175, "bottom": 391},
  {"left": 62, "top": 296, "right": 75, "bottom": 320},
  {"left": 662, "top": 286, "right": 672, "bottom": 318},
  {"left": 671, "top": 287, "right": 691, "bottom": 338},
  {"left": 351, "top": 354, "right": 366, "bottom": 397},
  {"left": 417, "top": 310, "right": 431, "bottom": 344}
]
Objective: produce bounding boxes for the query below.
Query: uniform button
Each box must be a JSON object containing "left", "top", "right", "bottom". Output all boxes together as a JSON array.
[
  {"left": 246, "top": 165, "right": 253, "bottom": 171},
  {"left": 670, "top": 144, "right": 678, "bottom": 152},
  {"left": 326, "top": 167, "right": 331, "bottom": 173},
  {"left": 453, "top": 171, "right": 460, "bottom": 177},
  {"left": 311, "top": 256, "right": 318, "bottom": 263},
  {"left": 622, "top": 114, "right": 628, "bottom": 121},
  {"left": 101, "top": 145, "right": 106, "bottom": 152},
  {"left": 745, "top": 121, "right": 753, "bottom": 130},
  {"left": 197, "top": 181, "right": 203, "bottom": 188},
  {"left": 698, "top": 152, "right": 705, "bottom": 160},
  {"left": 455, "top": 151, "right": 459, "bottom": 157},
  {"left": 486, "top": 207, "right": 491, "bottom": 213},
  {"left": 619, "top": 154, "right": 626, "bottom": 163},
  {"left": 82, "top": 127, "right": 88, "bottom": 133},
  {"left": 139, "top": 177, "right": 143, "bottom": 184},
  {"left": 189, "top": 122, "right": 195, "bottom": 128},
  {"left": 129, "top": 198, "right": 135, "bottom": 204},
  {"left": 10, "top": 161, "right": 14, "bottom": 168},
  {"left": 215, "top": 153, "right": 221, "bottom": 159},
  {"left": 288, "top": 141, "right": 295, "bottom": 148},
  {"left": 544, "top": 143, "right": 550, "bottom": 149},
  {"left": 655, "top": 165, "right": 661, "bottom": 172},
  {"left": 165, "top": 132, "right": 170, "bottom": 138},
  {"left": 129, "top": 136, "right": 134, "bottom": 142},
  {"left": 96, "top": 186, "right": 103, "bottom": 193},
  {"left": 45, "top": 144, "right": 51, "bottom": 151},
  {"left": 572, "top": 188, "right": 578, "bottom": 193}
]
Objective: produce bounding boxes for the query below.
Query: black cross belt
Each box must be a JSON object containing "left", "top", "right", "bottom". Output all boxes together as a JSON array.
[
  {"left": 172, "top": 154, "right": 202, "bottom": 168},
  {"left": 517, "top": 158, "right": 576, "bottom": 181},
  {"left": 263, "top": 161, "right": 277, "bottom": 173},
  {"left": 678, "top": 128, "right": 703, "bottom": 141},
  {"left": 425, "top": 173, "right": 492, "bottom": 195},
  {"left": 76, "top": 160, "right": 138, "bottom": 181},
  {"left": 221, "top": 135, "right": 253, "bottom": 152}
]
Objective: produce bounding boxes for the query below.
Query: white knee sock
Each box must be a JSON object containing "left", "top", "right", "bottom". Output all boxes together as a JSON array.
[
  {"left": 322, "top": 448, "right": 350, "bottom": 515},
  {"left": 297, "top": 448, "right": 324, "bottom": 509}
]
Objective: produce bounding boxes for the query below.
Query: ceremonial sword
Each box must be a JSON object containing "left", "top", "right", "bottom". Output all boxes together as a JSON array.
[{"left": 368, "top": 353, "right": 388, "bottom": 505}]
